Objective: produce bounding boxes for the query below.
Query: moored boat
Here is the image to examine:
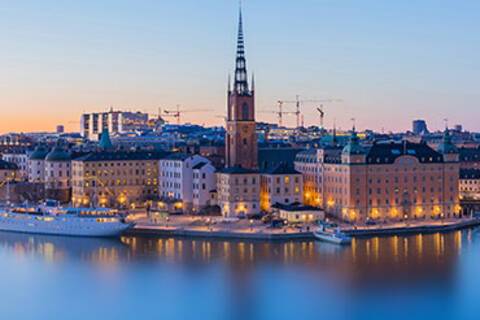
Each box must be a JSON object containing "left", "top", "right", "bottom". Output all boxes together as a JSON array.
[
  {"left": 0, "top": 202, "right": 134, "bottom": 237},
  {"left": 313, "top": 223, "right": 352, "bottom": 245}
]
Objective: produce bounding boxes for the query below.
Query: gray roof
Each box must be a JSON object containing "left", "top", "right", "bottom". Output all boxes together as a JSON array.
[
  {"left": 0, "top": 160, "right": 18, "bottom": 170},
  {"left": 74, "top": 151, "right": 169, "bottom": 162},
  {"left": 262, "top": 163, "right": 300, "bottom": 175},
  {"left": 218, "top": 166, "right": 258, "bottom": 175}
]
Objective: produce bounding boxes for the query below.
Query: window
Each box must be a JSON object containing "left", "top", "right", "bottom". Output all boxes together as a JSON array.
[{"left": 242, "top": 103, "right": 249, "bottom": 119}]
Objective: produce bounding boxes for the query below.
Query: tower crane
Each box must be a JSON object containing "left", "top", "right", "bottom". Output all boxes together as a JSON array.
[
  {"left": 259, "top": 101, "right": 296, "bottom": 127},
  {"left": 278, "top": 95, "right": 343, "bottom": 128},
  {"left": 163, "top": 105, "right": 212, "bottom": 125}
]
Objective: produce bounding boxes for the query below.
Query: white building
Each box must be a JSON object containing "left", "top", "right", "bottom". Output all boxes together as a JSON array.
[
  {"left": 28, "top": 145, "right": 50, "bottom": 183},
  {"left": 216, "top": 167, "right": 260, "bottom": 217},
  {"left": 44, "top": 146, "right": 72, "bottom": 202},
  {"left": 159, "top": 153, "right": 210, "bottom": 213},
  {"left": 81, "top": 109, "right": 149, "bottom": 140},
  {"left": 192, "top": 162, "right": 217, "bottom": 213},
  {"left": 2, "top": 151, "right": 29, "bottom": 180}
]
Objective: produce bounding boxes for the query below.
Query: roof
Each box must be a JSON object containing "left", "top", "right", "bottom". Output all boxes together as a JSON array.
[
  {"left": 262, "top": 162, "right": 300, "bottom": 175},
  {"left": 342, "top": 131, "right": 366, "bottom": 155},
  {"left": 272, "top": 203, "right": 322, "bottom": 212},
  {"left": 98, "top": 129, "right": 113, "bottom": 149},
  {"left": 459, "top": 147, "right": 480, "bottom": 162},
  {"left": 366, "top": 141, "right": 443, "bottom": 164},
  {"left": 0, "top": 160, "right": 18, "bottom": 170},
  {"left": 73, "top": 151, "right": 169, "bottom": 162},
  {"left": 192, "top": 162, "right": 208, "bottom": 170},
  {"left": 258, "top": 147, "right": 304, "bottom": 171},
  {"left": 29, "top": 145, "right": 49, "bottom": 160},
  {"left": 45, "top": 146, "right": 71, "bottom": 162},
  {"left": 437, "top": 130, "right": 458, "bottom": 154},
  {"left": 218, "top": 166, "right": 258, "bottom": 175},
  {"left": 163, "top": 153, "right": 191, "bottom": 161},
  {"left": 460, "top": 169, "right": 480, "bottom": 180},
  {"left": 295, "top": 149, "right": 318, "bottom": 164}
]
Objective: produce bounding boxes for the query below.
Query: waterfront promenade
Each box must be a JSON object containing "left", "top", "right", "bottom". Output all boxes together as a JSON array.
[{"left": 127, "top": 214, "right": 480, "bottom": 240}]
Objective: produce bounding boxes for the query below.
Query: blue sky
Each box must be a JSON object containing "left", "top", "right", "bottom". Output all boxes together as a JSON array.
[{"left": 1, "top": 0, "right": 479, "bottom": 132}]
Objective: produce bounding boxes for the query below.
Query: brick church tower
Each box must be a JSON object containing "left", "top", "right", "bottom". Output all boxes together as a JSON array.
[{"left": 225, "top": 8, "right": 258, "bottom": 169}]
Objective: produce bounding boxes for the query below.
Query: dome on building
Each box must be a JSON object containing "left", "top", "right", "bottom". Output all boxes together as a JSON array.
[
  {"left": 437, "top": 130, "right": 458, "bottom": 154},
  {"left": 45, "top": 146, "right": 71, "bottom": 162},
  {"left": 29, "top": 145, "right": 49, "bottom": 160},
  {"left": 342, "top": 130, "right": 365, "bottom": 155}
]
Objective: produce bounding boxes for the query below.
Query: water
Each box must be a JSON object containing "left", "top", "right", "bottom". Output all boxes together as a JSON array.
[{"left": 1, "top": 230, "right": 480, "bottom": 320}]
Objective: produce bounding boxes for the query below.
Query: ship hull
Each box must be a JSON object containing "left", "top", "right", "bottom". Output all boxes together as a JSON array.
[{"left": 0, "top": 212, "right": 133, "bottom": 238}]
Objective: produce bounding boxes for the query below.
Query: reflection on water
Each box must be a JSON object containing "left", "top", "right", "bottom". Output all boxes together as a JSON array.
[
  {"left": 0, "top": 230, "right": 479, "bottom": 320},
  {"left": 0, "top": 230, "right": 471, "bottom": 284}
]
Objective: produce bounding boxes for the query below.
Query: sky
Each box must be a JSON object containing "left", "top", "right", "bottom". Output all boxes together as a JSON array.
[{"left": 1, "top": 0, "right": 479, "bottom": 133}]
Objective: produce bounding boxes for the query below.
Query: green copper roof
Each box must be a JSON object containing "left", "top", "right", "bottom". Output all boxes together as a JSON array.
[
  {"left": 342, "top": 130, "right": 365, "bottom": 155},
  {"left": 437, "top": 130, "right": 458, "bottom": 154},
  {"left": 45, "top": 146, "right": 71, "bottom": 162},
  {"left": 29, "top": 145, "right": 49, "bottom": 160},
  {"left": 98, "top": 129, "right": 113, "bottom": 149}
]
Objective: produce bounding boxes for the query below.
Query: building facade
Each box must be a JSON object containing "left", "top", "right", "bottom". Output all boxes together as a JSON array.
[
  {"left": 71, "top": 151, "right": 164, "bottom": 208},
  {"left": 217, "top": 167, "right": 260, "bottom": 217},
  {"left": 44, "top": 146, "right": 72, "bottom": 203},
  {"left": 260, "top": 163, "right": 303, "bottom": 212},
  {"left": 459, "top": 169, "right": 480, "bottom": 200},
  {"left": 158, "top": 154, "right": 210, "bottom": 213},
  {"left": 295, "top": 131, "right": 460, "bottom": 222},
  {"left": 192, "top": 162, "right": 217, "bottom": 213},
  {"left": 80, "top": 109, "right": 149, "bottom": 140}
]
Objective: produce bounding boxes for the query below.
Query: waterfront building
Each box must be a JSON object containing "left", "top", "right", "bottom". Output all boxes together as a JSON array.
[
  {"left": 44, "top": 145, "right": 72, "bottom": 203},
  {"left": 192, "top": 161, "right": 217, "bottom": 213},
  {"left": 459, "top": 169, "right": 480, "bottom": 200},
  {"left": 159, "top": 153, "right": 211, "bottom": 213},
  {"left": 260, "top": 163, "right": 303, "bottom": 212},
  {"left": 71, "top": 151, "right": 165, "bottom": 208},
  {"left": 217, "top": 166, "right": 260, "bottom": 217},
  {"left": 80, "top": 109, "right": 149, "bottom": 140},
  {"left": 295, "top": 129, "right": 460, "bottom": 222},
  {"left": 274, "top": 204, "right": 325, "bottom": 224}
]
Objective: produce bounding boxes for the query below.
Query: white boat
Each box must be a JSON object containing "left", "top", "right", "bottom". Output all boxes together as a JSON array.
[
  {"left": 0, "top": 204, "right": 134, "bottom": 237},
  {"left": 313, "top": 224, "right": 352, "bottom": 245}
]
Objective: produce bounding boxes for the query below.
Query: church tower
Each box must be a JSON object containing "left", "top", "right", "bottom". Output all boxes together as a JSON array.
[{"left": 225, "top": 7, "right": 258, "bottom": 169}]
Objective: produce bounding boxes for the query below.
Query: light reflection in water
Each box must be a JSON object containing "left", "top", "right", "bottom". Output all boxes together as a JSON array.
[{"left": 0, "top": 230, "right": 469, "bottom": 285}]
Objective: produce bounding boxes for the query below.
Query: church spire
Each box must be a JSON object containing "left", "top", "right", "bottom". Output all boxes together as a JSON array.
[{"left": 234, "top": 4, "right": 249, "bottom": 95}]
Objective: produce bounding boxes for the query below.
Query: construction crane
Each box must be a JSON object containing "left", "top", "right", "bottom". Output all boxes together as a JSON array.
[
  {"left": 163, "top": 105, "right": 212, "bottom": 125},
  {"left": 278, "top": 95, "right": 343, "bottom": 128},
  {"left": 316, "top": 105, "right": 325, "bottom": 129},
  {"left": 259, "top": 101, "right": 296, "bottom": 127}
]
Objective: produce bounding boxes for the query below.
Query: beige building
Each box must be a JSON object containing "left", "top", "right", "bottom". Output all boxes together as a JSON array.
[
  {"left": 459, "top": 169, "right": 480, "bottom": 200},
  {"left": 71, "top": 151, "right": 165, "bottom": 208},
  {"left": 217, "top": 167, "right": 260, "bottom": 217},
  {"left": 295, "top": 131, "right": 460, "bottom": 223},
  {"left": 0, "top": 160, "right": 19, "bottom": 185},
  {"left": 260, "top": 163, "right": 303, "bottom": 212}
]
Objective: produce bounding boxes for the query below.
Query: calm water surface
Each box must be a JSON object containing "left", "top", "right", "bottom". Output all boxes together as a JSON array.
[{"left": 1, "top": 230, "right": 480, "bottom": 320}]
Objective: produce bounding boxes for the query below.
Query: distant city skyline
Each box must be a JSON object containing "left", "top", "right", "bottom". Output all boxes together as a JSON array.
[{"left": 1, "top": 0, "right": 479, "bottom": 134}]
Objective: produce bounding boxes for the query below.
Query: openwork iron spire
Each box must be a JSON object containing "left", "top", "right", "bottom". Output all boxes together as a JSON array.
[{"left": 234, "top": 6, "right": 249, "bottom": 95}]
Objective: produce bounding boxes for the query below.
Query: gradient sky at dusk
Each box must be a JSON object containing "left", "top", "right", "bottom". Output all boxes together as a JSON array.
[{"left": 1, "top": 0, "right": 479, "bottom": 133}]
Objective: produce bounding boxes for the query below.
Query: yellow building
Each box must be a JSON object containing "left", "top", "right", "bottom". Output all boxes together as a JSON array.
[{"left": 71, "top": 151, "right": 166, "bottom": 208}]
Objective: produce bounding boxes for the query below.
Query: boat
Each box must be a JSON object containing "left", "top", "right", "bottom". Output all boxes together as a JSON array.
[
  {"left": 313, "top": 223, "right": 352, "bottom": 245},
  {"left": 0, "top": 201, "right": 134, "bottom": 237}
]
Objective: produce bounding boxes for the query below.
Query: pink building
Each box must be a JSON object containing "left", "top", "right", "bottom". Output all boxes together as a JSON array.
[{"left": 295, "top": 131, "right": 460, "bottom": 223}]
